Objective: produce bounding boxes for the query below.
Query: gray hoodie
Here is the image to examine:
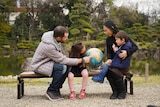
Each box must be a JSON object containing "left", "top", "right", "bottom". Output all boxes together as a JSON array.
[{"left": 31, "top": 31, "right": 78, "bottom": 76}]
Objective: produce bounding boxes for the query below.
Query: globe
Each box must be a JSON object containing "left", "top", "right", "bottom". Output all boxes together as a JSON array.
[{"left": 86, "top": 48, "right": 104, "bottom": 67}]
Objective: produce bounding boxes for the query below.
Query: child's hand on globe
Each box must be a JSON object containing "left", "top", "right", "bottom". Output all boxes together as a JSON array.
[
  {"left": 83, "top": 56, "right": 91, "bottom": 64},
  {"left": 105, "top": 59, "right": 112, "bottom": 66}
]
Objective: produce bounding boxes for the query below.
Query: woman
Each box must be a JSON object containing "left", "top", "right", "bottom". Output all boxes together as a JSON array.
[{"left": 93, "top": 21, "right": 138, "bottom": 99}]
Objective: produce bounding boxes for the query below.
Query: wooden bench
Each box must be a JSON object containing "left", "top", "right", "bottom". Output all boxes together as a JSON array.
[{"left": 17, "top": 71, "right": 133, "bottom": 99}]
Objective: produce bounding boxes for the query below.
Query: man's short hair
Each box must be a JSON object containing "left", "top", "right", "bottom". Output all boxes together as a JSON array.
[
  {"left": 115, "top": 31, "right": 128, "bottom": 42},
  {"left": 53, "top": 26, "right": 68, "bottom": 38}
]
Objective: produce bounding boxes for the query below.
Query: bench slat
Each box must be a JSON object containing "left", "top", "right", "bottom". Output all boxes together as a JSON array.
[
  {"left": 20, "top": 72, "right": 48, "bottom": 78},
  {"left": 19, "top": 71, "right": 100, "bottom": 78}
]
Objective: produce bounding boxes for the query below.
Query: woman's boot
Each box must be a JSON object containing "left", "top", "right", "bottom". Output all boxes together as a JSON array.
[
  {"left": 115, "top": 78, "right": 126, "bottom": 99},
  {"left": 108, "top": 78, "right": 119, "bottom": 99},
  {"left": 107, "top": 71, "right": 118, "bottom": 99}
]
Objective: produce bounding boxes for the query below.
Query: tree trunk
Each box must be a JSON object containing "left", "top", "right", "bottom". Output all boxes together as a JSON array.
[{"left": 29, "top": 20, "right": 34, "bottom": 41}]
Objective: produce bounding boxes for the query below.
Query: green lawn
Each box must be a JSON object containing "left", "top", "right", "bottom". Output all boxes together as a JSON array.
[
  {"left": 0, "top": 75, "right": 160, "bottom": 87},
  {"left": 132, "top": 75, "right": 160, "bottom": 87}
]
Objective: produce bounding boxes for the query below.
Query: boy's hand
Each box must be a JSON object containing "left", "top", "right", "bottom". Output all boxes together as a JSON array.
[
  {"left": 112, "top": 44, "right": 118, "bottom": 52},
  {"left": 119, "top": 50, "right": 127, "bottom": 60},
  {"left": 112, "top": 44, "right": 116, "bottom": 48},
  {"left": 105, "top": 59, "right": 112, "bottom": 66}
]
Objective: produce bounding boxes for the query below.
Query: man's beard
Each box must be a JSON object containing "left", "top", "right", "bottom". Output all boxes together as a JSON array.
[{"left": 57, "top": 39, "right": 62, "bottom": 43}]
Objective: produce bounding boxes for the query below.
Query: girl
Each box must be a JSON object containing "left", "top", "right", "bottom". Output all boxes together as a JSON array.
[{"left": 68, "top": 41, "right": 88, "bottom": 100}]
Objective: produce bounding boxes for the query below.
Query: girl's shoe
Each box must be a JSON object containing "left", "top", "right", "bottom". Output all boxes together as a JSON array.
[
  {"left": 69, "top": 91, "right": 76, "bottom": 100},
  {"left": 79, "top": 89, "right": 86, "bottom": 99}
]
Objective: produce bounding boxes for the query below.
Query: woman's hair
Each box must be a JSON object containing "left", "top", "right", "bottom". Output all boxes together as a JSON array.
[
  {"left": 115, "top": 31, "right": 128, "bottom": 42},
  {"left": 69, "top": 41, "right": 85, "bottom": 58},
  {"left": 104, "top": 21, "right": 119, "bottom": 34}
]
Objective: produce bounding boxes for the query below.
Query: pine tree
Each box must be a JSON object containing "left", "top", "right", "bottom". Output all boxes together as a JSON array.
[{"left": 68, "top": 0, "right": 94, "bottom": 40}]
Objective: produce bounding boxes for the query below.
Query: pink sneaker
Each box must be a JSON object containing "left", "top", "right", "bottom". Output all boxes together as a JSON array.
[
  {"left": 79, "top": 89, "right": 86, "bottom": 99},
  {"left": 69, "top": 91, "right": 76, "bottom": 100}
]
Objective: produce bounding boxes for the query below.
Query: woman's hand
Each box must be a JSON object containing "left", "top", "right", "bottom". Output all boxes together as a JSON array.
[{"left": 119, "top": 50, "right": 127, "bottom": 60}]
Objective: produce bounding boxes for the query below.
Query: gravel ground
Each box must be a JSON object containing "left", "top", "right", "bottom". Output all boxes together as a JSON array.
[{"left": 0, "top": 80, "right": 160, "bottom": 107}]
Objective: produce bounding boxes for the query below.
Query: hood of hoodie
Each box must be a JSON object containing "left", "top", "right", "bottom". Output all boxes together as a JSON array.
[{"left": 41, "top": 31, "right": 61, "bottom": 51}]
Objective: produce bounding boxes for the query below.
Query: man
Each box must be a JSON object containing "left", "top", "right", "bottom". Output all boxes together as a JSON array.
[{"left": 31, "top": 26, "right": 90, "bottom": 101}]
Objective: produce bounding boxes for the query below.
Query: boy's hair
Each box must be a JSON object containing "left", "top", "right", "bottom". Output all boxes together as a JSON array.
[
  {"left": 54, "top": 26, "right": 68, "bottom": 38},
  {"left": 69, "top": 41, "right": 85, "bottom": 58},
  {"left": 115, "top": 31, "right": 128, "bottom": 42}
]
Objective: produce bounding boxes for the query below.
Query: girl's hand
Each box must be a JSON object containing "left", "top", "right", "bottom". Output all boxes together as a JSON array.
[{"left": 119, "top": 50, "right": 127, "bottom": 60}]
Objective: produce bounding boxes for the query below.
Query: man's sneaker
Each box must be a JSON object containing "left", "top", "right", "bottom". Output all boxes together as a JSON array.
[
  {"left": 45, "top": 91, "right": 63, "bottom": 101},
  {"left": 57, "top": 90, "right": 63, "bottom": 98},
  {"left": 79, "top": 89, "right": 86, "bottom": 99},
  {"left": 69, "top": 91, "right": 76, "bottom": 100}
]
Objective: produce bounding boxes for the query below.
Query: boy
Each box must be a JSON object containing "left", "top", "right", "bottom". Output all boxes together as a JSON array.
[
  {"left": 110, "top": 31, "right": 132, "bottom": 69},
  {"left": 93, "top": 31, "right": 132, "bottom": 99},
  {"left": 92, "top": 31, "right": 132, "bottom": 83}
]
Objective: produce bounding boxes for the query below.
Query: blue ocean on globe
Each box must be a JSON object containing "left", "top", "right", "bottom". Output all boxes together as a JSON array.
[{"left": 86, "top": 48, "right": 104, "bottom": 68}]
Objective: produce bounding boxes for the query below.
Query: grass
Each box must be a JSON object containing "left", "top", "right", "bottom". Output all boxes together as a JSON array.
[
  {"left": 0, "top": 75, "right": 160, "bottom": 87},
  {"left": 132, "top": 75, "right": 160, "bottom": 87},
  {"left": 0, "top": 78, "right": 84, "bottom": 87},
  {"left": 0, "top": 78, "right": 50, "bottom": 87}
]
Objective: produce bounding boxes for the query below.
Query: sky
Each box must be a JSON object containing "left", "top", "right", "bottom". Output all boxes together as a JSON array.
[
  {"left": 16, "top": 0, "right": 20, "bottom": 8},
  {"left": 16, "top": 0, "right": 160, "bottom": 17},
  {"left": 113, "top": 0, "right": 160, "bottom": 16}
]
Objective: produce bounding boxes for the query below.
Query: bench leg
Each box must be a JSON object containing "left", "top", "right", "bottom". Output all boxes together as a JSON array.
[
  {"left": 124, "top": 78, "right": 134, "bottom": 95},
  {"left": 22, "top": 80, "right": 24, "bottom": 96},
  {"left": 17, "top": 82, "right": 21, "bottom": 99},
  {"left": 17, "top": 76, "right": 24, "bottom": 99},
  {"left": 124, "top": 79, "right": 128, "bottom": 93},
  {"left": 130, "top": 80, "right": 133, "bottom": 95}
]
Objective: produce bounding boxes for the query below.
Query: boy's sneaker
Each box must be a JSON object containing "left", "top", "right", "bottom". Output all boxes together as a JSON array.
[
  {"left": 45, "top": 91, "right": 63, "bottom": 101},
  {"left": 79, "top": 89, "right": 86, "bottom": 99},
  {"left": 69, "top": 91, "right": 76, "bottom": 100},
  {"left": 92, "top": 77, "right": 104, "bottom": 83}
]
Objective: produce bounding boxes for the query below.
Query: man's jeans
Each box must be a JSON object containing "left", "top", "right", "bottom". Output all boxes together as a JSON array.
[{"left": 47, "top": 63, "right": 70, "bottom": 92}]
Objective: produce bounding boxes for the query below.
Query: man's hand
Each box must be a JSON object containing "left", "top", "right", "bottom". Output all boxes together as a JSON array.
[
  {"left": 119, "top": 50, "right": 127, "bottom": 60},
  {"left": 83, "top": 56, "right": 91, "bottom": 64}
]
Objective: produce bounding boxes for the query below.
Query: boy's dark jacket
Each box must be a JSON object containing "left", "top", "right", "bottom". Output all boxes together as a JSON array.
[
  {"left": 110, "top": 41, "right": 132, "bottom": 69},
  {"left": 106, "top": 36, "right": 138, "bottom": 60}
]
